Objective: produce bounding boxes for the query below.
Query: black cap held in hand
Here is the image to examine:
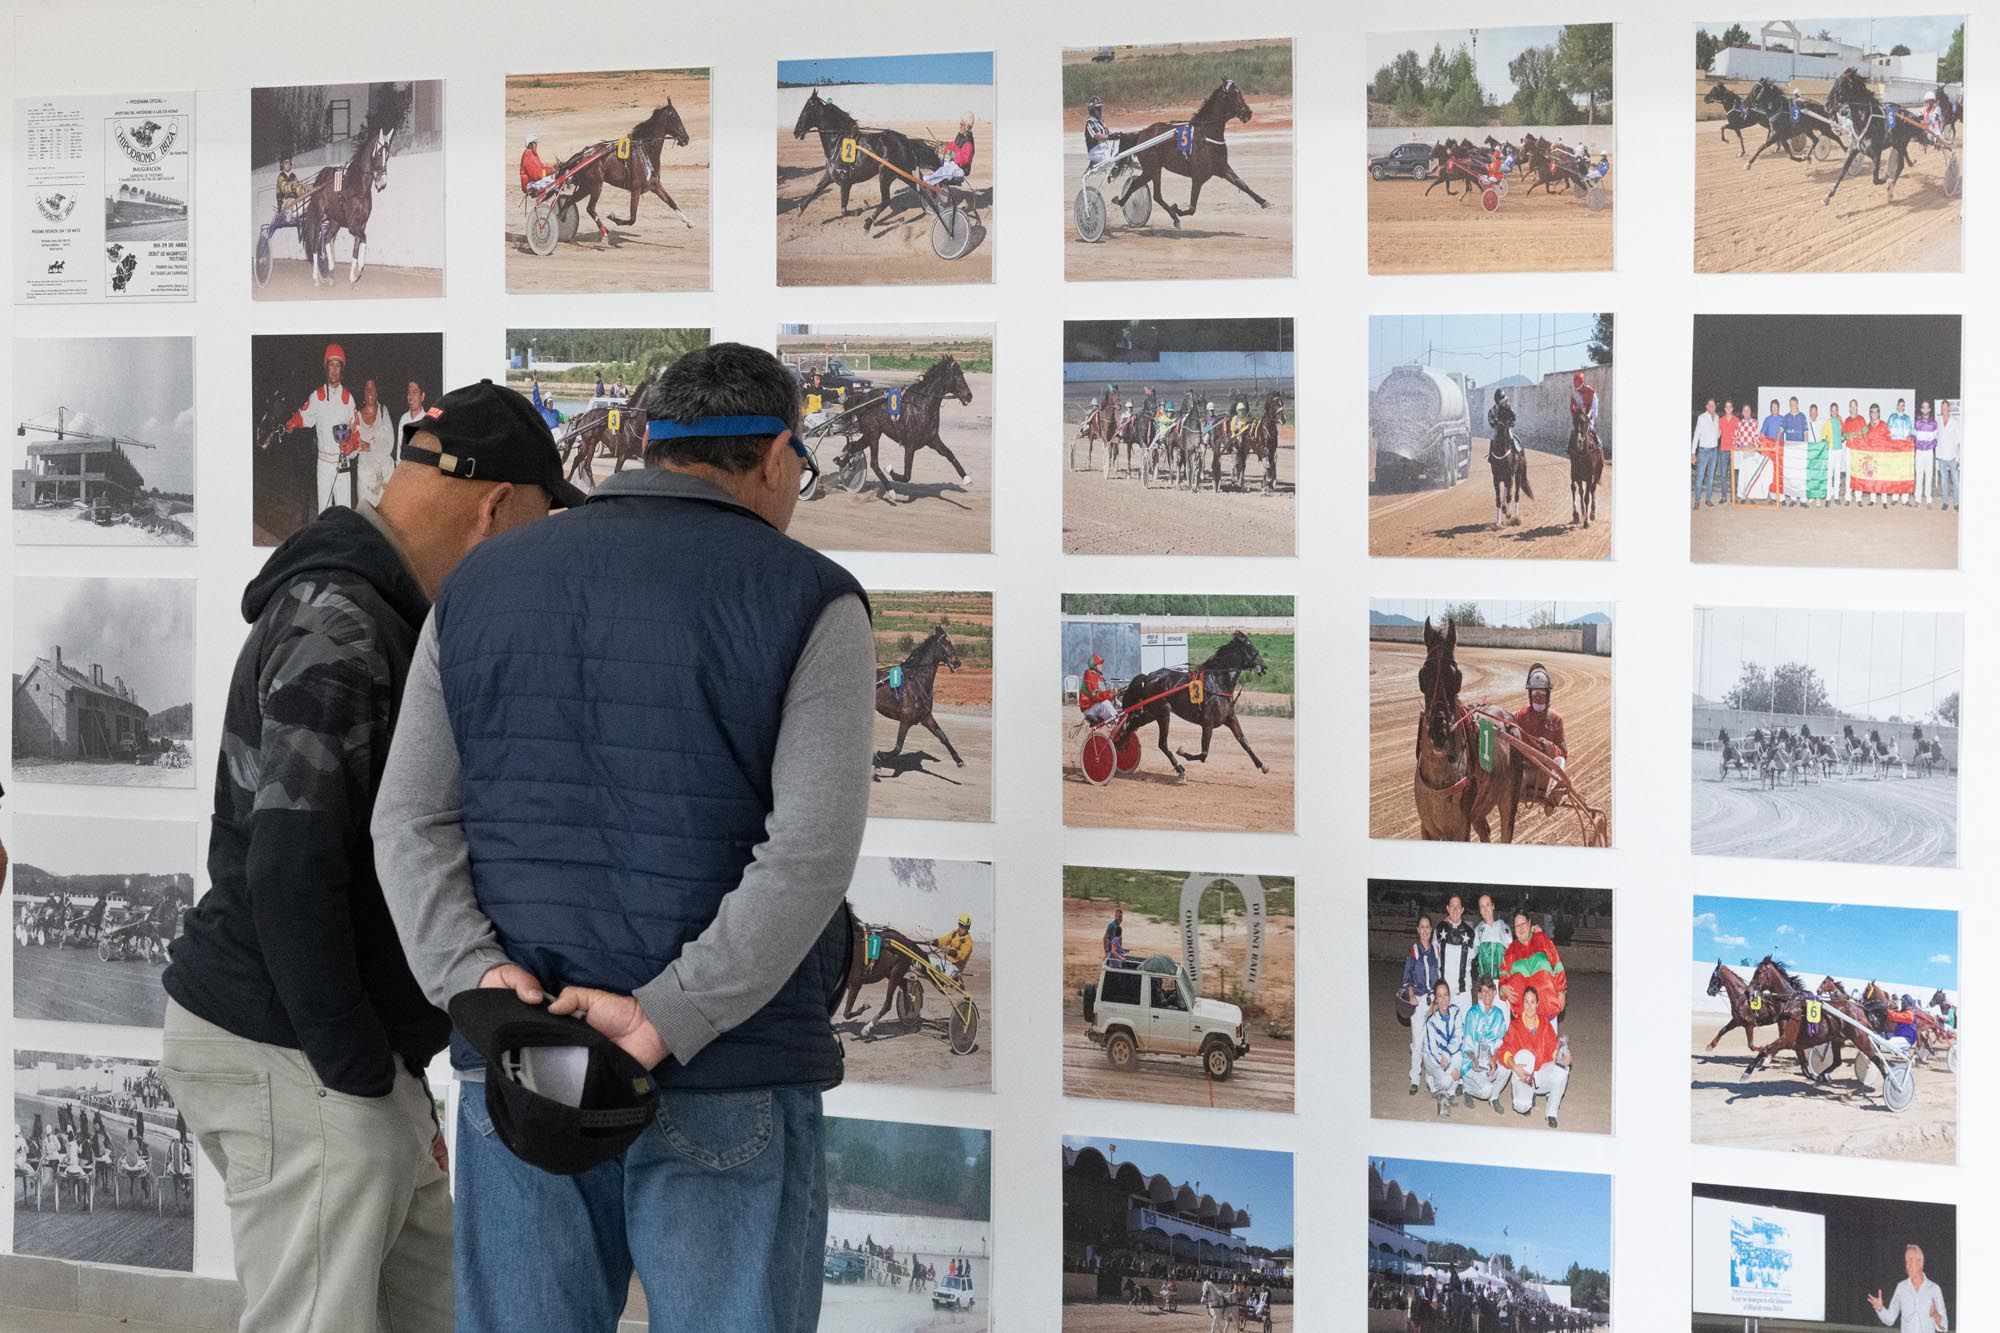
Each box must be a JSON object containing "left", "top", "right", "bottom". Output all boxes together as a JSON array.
[
  {"left": 399, "top": 379, "right": 587, "bottom": 510},
  {"left": 448, "top": 988, "right": 659, "bottom": 1176}
]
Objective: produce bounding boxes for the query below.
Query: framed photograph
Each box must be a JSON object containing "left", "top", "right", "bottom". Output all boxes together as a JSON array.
[
  {"left": 837, "top": 857, "right": 992, "bottom": 1092},
  {"left": 868, "top": 590, "right": 992, "bottom": 823},
  {"left": 1366, "top": 25, "right": 1614, "bottom": 274},
  {"left": 1692, "top": 606, "right": 1959, "bottom": 866},
  {"left": 1370, "top": 601, "right": 1613, "bottom": 846},
  {"left": 1370, "top": 314, "right": 1611, "bottom": 558},
  {"left": 821, "top": 1119, "right": 991, "bottom": 1324}
]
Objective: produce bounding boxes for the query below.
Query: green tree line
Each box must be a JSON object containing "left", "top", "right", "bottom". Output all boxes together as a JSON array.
[{"left": 1373, "top": 24, "right": 1612, "bottom": 127}]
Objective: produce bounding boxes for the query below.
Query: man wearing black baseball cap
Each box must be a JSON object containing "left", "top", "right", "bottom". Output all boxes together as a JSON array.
[
  {"left": 160, "top": 380, "right": 570, "bottom": 1333},
  {"left": 375, "top": 343, "right": 874, "bottom": 1331}
]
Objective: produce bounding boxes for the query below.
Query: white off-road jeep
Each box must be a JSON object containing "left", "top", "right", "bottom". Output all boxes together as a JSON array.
[{"left": 1080, "top": 954, "right": 1249, "bottom": 1080}]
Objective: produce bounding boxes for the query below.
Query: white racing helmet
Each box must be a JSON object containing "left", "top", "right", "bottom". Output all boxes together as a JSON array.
[{"left": 1526, "top": 663, "right": 1553, "bottom": 703}]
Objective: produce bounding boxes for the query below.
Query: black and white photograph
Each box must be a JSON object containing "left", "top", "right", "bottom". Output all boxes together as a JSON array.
[
  {"left": 12, "top": 336, "right": 196, "bottom": 546},
  {"left": 11, "top": 577, "right": 195, "bottom": 790},
  {"left": 13, "top": 1050, "right": 194, "bottom": 1272},
  {"left": 11, "top": 815, "right": 195, "bottom": 1029},
  {"left": 250, "top": 81, "right": 444, "bottom": 298},
  {"left": 250, "top": 331, "right": 444, "bottom": 545},
  {"left": 1693, "top": 606, "right": 1960, "bottom": 867}
]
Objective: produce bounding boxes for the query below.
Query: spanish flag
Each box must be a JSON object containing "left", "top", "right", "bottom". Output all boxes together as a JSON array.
[{"left": 1847, "top": 423, "right": 1916, "bottom": 494}]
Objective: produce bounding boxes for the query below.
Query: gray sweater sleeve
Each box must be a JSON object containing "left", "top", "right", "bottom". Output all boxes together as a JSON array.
[{"left": 635, "top": 593, "right": 875, "bottom": 1063}]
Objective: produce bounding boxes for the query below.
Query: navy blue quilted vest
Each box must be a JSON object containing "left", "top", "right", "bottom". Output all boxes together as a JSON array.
[{"left": 432, "top": 472, "right": 864, "bottom": 1091}]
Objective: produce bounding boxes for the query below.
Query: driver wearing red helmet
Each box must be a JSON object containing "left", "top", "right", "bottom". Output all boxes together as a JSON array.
[
  {"left": 1511, "top": 663, "right": 1568, "bottom": 812},
  {"left": 1079, "top": 654, "right": 1117, "bottom": 725},
  {"left": 283, "top": 342, "right": 361, "bottom": 511}
]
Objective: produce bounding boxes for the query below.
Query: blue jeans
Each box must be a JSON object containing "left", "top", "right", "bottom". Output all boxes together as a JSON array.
[
  {"left": 455, "top": 1085, "right": 826, "bottom": 1332},
  {"left": 1694, "top": 448, "right": 1721, "bottom": 502},
  {"left": 1938, "top": 456, "right": 1961, "bottom": 505}
]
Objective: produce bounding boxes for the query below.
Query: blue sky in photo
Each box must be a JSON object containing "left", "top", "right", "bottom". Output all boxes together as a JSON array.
[
  {"left": 1369, "top": 314, "right": 1601, "bottom": 391},
  {"left": 1693, "top": 895, "right": 1956, "bottom": 989},
  {"left": 1068, "top": 1136, "right": 1294, "bottom": 1250},
  {"left": 778, "top": 52, "right": 993, "bottom": 87},
  {"left": 1375, "top": 1156, "right": 1611, "bottom": 1273},
  {"left": 1697, "top": 16, "right": 1963, "bottom": 59}
]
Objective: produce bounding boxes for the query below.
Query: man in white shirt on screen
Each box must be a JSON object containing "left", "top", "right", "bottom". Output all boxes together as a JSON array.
[
  {"left": 397, "top": 379, "right": 430, "bottom": 446},
  {"left": 1869, "top": 1243, "right": 1947, "bottom": 1331}
]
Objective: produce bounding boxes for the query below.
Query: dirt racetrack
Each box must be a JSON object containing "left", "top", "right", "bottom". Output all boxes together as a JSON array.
[
  {"left": 1067, "top": 1303, "right": 1294, "bottom": 1332},
  {"left": 1689, "top": 1019, "right": 1955, "bottom": 1163},
  {"left": 1367, "top": 175, "right": 1611, "bottom": 274},
  {"left": 1062, "top": 100, "right": 1294, "bottom": 281},
  {"left": 1062, "top": 898, "right": 1295, "bottom": 1113},
  {"left": 837, "top": 953, "right": 992, "bottom": 1093},
  {"left": 14, "top": 944, "right": 168, "bottom": 1028},
  {"left": 874, "top": 698, "right": 991, "bottom": 823},
  {"left": 1689, "top": 749, "right": 1955, "bottom": 867},
  {"left": 790, "top": 370, "right": 991, "bottom": 554},
  {"left": 1062, "top": 700, "right": 1294, "bottom": 833},
  {"left": 1370, "top": 964, "right": 1611, "bottom": 1134},
  {"left": 1690, "top": 496, "right": 1955, "bottom": 569},
  {"left": 504, "top": 71, "right": 712, "bottom": 293},
  {"left": 819, "top": 1264, "right": 991, "bottom": 1333},
  {"left": 255, "top": 260, "right": 441, "bottom": 299},
  {"left": 1370, "top": 448, "right": 1611, "bottom": 559},
  {"left": 1369, "top": 643, "right": 1614, "bottom": 845},
  {"left": 1693, "top": 107, "right": 1962, "bottom": 272},
  {"left": 776, "top": 84, "right": 994, "bottom": 286}
]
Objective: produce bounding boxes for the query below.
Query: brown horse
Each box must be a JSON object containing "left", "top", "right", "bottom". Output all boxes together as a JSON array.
[
  {"left": 1116, "top": 630, "right": 1270, "bottom": 780},
  {"left": 1413, "top": 619, "right": 1521, "bottom": 843},
  {"left": 1703, "top": 961, "right": 1784, "bottom": 1053},
  {"left": 1568, "top": 408, "right": 1605, "bottom": 527},
  {"left": 558, "top": 103, "right": 695, "bottom": 240},
  {"left": 301, "top": 86, "right": 406, "bottom": 287},
  {"left": 875, "top": 625, "right": 965, "bottom": 771},
  {"left": 1107, "top": 79, "right": 1269, "bottom": 227},
  {"left": 562, "top": 374, "right": 654, "bottom": 488},
  {"left": 1232, "top": 392, "right": 1285, "bottom": 492},
  {"left": 840, "top": 922, "right": 925, "bottom": 1037},
  {"left": 1073, "top": 385, "right": 1120, "bottom": 471}
]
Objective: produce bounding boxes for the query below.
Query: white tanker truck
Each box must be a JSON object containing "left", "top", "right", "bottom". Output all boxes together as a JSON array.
[{"left": 1370, "top": 364, "right": 1472, "bottom": 489}]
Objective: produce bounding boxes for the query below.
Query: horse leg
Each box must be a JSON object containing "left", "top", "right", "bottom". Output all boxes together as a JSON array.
[
  {"left": 1746, "top": 131, "right": 1783, "bottom": 170},
  {"left": 860, "top": 968, "right": 902, "bottom": 1037},
  {"left": 919, "top": 715, "right": 964, "bottom": 768},
  {"left": 650, "top": 179, "right": 694, "bottom": 229},
  {"left": 1153, "top": 715, "right": 1185, "bottom": 780},
  {"left": 893, "top": 440, "right": 917, "bottom": 486},
  {"left": 607, "top": 184, "right": 642, "bottom": 229},
  {"left": 863, "top": 173, "right": 893, "bottom": 231},
  {"left": 1217, "top": 162, "right": 1269, "bottom": 208},
  {"left": 862, "top": 429, "right": 893, "bottom": 498},
  {"left": 881, "top": 719, "right": 912, "bottom": 761},
  {"left": 1221, "top": 714, "right": 1269, "bottom": 774},
  {"left": 796, "top": 170, "right": 834, "bottom": 217},
  {"left": 1704, "top": 1017, "right": 1739, "bottom": 1053},
  {"left": 1824, "top": 146, "right": 1862, "bottom": 204},
  {"left": 582, "top": 182, "right": 610, "bottom": 241},
  {"left": 1151, "top": 170, "right": 1181, "bottom": 227},
  {"left": 927, "top": 435, "right": 969, "bottom": 482}
]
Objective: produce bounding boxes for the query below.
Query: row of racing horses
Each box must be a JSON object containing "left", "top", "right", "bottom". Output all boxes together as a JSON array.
[
  {"left": 1423, "top": 133, "right": 1602, "bottom": 200},
  {"left": 1705, "top": 955, "right": 1952, "bottom": 1093},
  {"left": 1703, "top": 69, "right": 1961, "bottom": 204},
  {"left": 1716, "top": 724, "right": 1947, "bottom": 787},
  {"left": 1074, "top": 386, "right": 1286, "bottom": 493}
]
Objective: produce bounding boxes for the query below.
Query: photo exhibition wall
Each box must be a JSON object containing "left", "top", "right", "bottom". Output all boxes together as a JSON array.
[{"left": 0, "top": 0, "right": 1984, "bottom": 1328}]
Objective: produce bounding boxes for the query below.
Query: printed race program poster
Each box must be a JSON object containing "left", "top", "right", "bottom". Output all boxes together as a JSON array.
[{"left": 15, "top": 93, "right": 194, "bottom": 303}]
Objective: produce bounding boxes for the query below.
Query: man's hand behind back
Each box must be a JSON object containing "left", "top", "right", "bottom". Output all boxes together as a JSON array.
[{"left": 548, "top": 987, "right": 670, "bottom": 1069}]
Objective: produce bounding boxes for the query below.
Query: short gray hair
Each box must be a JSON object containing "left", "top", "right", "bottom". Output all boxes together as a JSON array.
[{"left": 639, "top": 342, "right": 801, "bottom": 473}]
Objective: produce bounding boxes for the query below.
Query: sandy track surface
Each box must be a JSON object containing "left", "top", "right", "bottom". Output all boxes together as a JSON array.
[
  {"left": 1063, "top": 449, "right": 1295, "bottom": 557},
  {"left": 1063, "top": 1013, "right": 1294, "bottom": 1114},
  {"left": 776, "top": 85, "right": 995, "bottom": 287},
  {"left": 1062, "top": 701, "right": 1294, "bottom": 833},
  {"left": 790, "top": 371, "right": 991, "bottom": 554},
  {"left": 1370, "top": 450, "right": 1611, "bottom": 560},
  {"left": 820, "top": 1272, "right": 991, "bottom": 1333},
  {"left": 1062, "top": 101, "right": 1294, "bottom": 281},
  {"left": 1690, "top": 495, "right": 1956, "bottom": 569},
  {"left": 1688, "top": 1019, "right": 1955, "bottom": 1163},
  {"left": 873, "top": 706, "right": 991, "bottom": 823},
  {"left": 9, "top": 758, "right": 194, "bottom": 791},
  {"left": 1370, "top": 644, "right": 1613, "bottom": 845},
  {"left": 1689, "top": 749, "right": 1955, "bottom": 866},
  {"left": 503, "top": 72, "right": 711, "bottom": 293},
  {"left": 837, "top": 956, "right": 992, "bottom": 1093},
  {"left": 1693, "top": 116, "right": 1961, "bottom": 272},
  {"left": 14, "top": 944, "right": 167, "bottom": 1028},
  {"left": 1067, "top": 1304, "right": 1294, "bottom": 1332},
  {"left": 255, "top": 260, "right": 442, "bottom": 299},
  {"left": 1369, "top": 963, "right": 1611, "bottom": 1134},
  {"left": 1367, "top": 175, "right": 1611, "bottom": 274}
]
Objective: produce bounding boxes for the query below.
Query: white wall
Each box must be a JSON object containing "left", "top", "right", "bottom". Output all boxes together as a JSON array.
[{"left": 0, "top": 0, "right": 1987, "bottom": 1328}]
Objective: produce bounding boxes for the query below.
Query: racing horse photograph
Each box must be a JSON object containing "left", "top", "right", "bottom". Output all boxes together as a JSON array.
[
  {"left": 553, "top": 102, "right": 696, "bottom": 241},
  {"left": 866, "top": 592, "right": 992, "bottom": 822},
  {"left": 1117, "top": 630, "right": 1273, "bottom": 781},
  {"left": 875, "top": 624, "right": 967, "bottom": 773},
  {"left": 299, "top": 85, "right": 407, "bottom": 289},
  {"left": 791, "top": 89, "right": 941, "bottom": 231},
  {"left": 1106, "top": 78, "right": 1271, "bottom": 229}
]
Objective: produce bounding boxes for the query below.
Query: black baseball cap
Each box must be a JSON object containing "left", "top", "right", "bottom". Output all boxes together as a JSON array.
[
  {"left": 399, "top": 379, "right": 587, "bottom": 509},
  {"left": 449, "top": 988, "right": 659, "bottom": 1176}
]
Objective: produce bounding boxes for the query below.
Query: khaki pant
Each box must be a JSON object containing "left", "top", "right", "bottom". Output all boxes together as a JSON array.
[{"left": 160, "top": 1000, "right": 452, "bottom": 1332}]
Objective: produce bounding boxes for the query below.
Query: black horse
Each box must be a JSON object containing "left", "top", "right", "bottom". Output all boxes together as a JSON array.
[
  {"left": 1425, "top": 138, "right": 1487, "bottom": 198},
  {"left": 1234, "top": 392, "right": 1284, "bottom": 492},
  {"left": 1704, "top": 80, "right": 1765, "bottom": 156},
  {"left": 1717, "top": 728, "right": 1751, "bottom": 779},
  {"left": 558, "top": 103, "right": 694, "bottom": 240},
  {"left": 791, "top": 90, "right": 940, "bottom": 229},
  {"left": 874, "top": 625, "right": 965, "bottom": 771},
  {"left": 301, "top": 85, "right": 405, "bottom": 287},
  {"left": 1742, "top": 79, "right": 1835, "bottom": 169},
  {"left": 1107, "top": 79, "right": 1269, "bottom": 227},
  {"left": 1823, "top": 68, "right": 1927, "bottom": 204},
  {"left": 1487, "top": 394, "right": 1531, "bottom": 529},
  {"left": 1116, "top": 630, "right": 1270, "bottom": 780},
  {"left": 846, "top": 355, "right": 974, "bottom": 498}
]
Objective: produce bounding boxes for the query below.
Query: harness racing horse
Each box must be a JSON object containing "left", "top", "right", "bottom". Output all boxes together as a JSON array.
[
  {"left": 563, "top": 373, "right": 654, "bottom": 488},
  {"left": 1234, "top": 392, "right": 1285, "bottom": 492},
  {"left": 1716, "top": 729, "right": 1752, "bottom": 779},
  {"left": 791, "top": 89, "right": 942, "bottom": 230},
  {"left": 1107, "top": 79, "right": 1270, "bottom": 227},
  {"left": 1703, "top": 961, "right": 1783, "bottom": 1053},
  {"left": 1117, "top": 630, "right": 1271, "bottom": 781},
  {"left": 1704, "top": 80, "right": 1766, "bottom": 156},
  {"left": 1742, "top": 78, "right": 1836, "bottom": 169},
  {"left": 875, "top": 625, "right": 966, "bottom": 772},
  {"left": 1073, "top": 385, "right": 1119, "bottom": 471},
  {"left": 1413, "top": 619, "right": 1523, "bottom": 843},
  {"left": 1424, "top": 139, "right": 1488, "bottom": 199},
  {"left": 1737, "top": 956, "right": 1865, "bottom": 1088},
  {"left": 301, "top": 85, "right": 406, "bottom": 287},
  {"left": 1568, "top": 407, "right": 1605, "bottom": 528},
  {"left": 844, "top": 355, "right": 974, "bottom": 499},
  {"left": 840, "top": 923, "right": 928, "bottom": 1037},
  {"left": 557, "top": 103, "right": 695, "bottom": 241},
  {"left": 1823, "top": 68, "right": 1927, "bottom": 204},
  {"left": 1487, "top": 397, "right": 1531, "bottom": 530}
]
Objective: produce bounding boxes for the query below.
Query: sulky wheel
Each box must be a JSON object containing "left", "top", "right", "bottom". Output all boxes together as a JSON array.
[
  {"left": 253, "top": 231, "right": 274, "bottom": 288},
  {"left": 1121, "top": 185, "right": 1152, "bottom": 227},
  {"left": 931, "top": 208, "right": 974, "bottom": 261},
  {"left": 1492, "top": 176, "right": 1508, "bottom": 199},
  {"left": 1943, "top": 152, "right": 1962, "bottom": 199},
  {"left": 1480, "top": 188, "right": 1500, "bottom": 214},
  {"left": 1882, "top": 1060, "right": 1916, "bottom": 1112},
  {"left": 1114, "top": 728, "right": 1143, "bottom": 774},
  {"left": 1074, "top": 186, "right": 1108, "bottom": 243},
  {"left": 834, "top": 448, "right": 869, "bottom": 493},
  {"left": 1586, "top": 184, "right": 1610, "bottom": 213},
  {"left": 525, "top": 200, "right": 559, "bottom": 256},
  {"left": 1080, "top": 732, "right": 1117, "bottom": 785},
  {"left": 950, "top": 1001, "right": 979, "bottom": 1056},
  {"left": 1947, "top": 1042, "right": 1960, "bottom": 1075},
  {"left": 557, "top": 202, "right": 581, "bottom": 243},
  {"left": 894, "top": 977, "right": 924, "bottom": 1026}
]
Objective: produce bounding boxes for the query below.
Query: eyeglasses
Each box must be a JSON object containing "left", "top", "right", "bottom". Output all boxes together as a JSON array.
[{"left": 788, "top": 432, "right": 819, "bottom": 497}]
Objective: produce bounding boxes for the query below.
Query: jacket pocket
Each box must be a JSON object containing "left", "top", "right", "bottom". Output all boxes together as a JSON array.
[
  {"left": 654, "top": 1090, "right": 773, "bottom": 1171},
  {"left": 157, "top": 1068, "right": 273, "bottom": 1197}
]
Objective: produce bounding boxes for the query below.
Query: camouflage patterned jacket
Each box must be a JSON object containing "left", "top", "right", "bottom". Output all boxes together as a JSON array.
[{"left": 164, "top": 505, "right": 450, "bottom": 1097}]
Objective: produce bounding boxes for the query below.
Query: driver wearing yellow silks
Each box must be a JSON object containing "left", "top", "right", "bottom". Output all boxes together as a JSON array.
[{"left": 929, "top": 914, "right": 974, "bottom": 982}]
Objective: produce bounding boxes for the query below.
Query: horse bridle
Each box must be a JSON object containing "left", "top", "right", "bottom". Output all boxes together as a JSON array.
[{"left": 1415, "top": 647, "right": 1476, "bottom": 796}]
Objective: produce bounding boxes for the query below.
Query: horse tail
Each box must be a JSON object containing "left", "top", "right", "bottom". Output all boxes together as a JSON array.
[{"left": 1517, "top": 457, "right": 1534, "bottom": 500}]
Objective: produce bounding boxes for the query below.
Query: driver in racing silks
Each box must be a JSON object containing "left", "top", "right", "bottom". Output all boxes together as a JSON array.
[
  {"left": 1488, "top": 388, "right": 1522, "bottom": 461},
  {"left": 1569, "top": 371, "right": 1599, "bottom": 446},
  {"left": 928, "top": 914, "right": 974, "bottom": 982},
  {"left": 1084, "top": 95, "right": 1117, "bottom": 171},
  {"left": 275, "top": 157, "right": 306, "bottom": 220},
  {"left": 1079, "top": 654, "right": 1118, "bottom": 725},
  {"left": 1511, "top": 664, "right": 1570, "bottom": 814},
  {"left": 519, "top": 130, "right": 556, "bottom": 197}
]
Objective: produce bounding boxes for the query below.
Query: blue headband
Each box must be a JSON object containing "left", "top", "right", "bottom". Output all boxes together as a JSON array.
[{"left": 646, "top": 416, "right": 791, "bottom": 441}]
